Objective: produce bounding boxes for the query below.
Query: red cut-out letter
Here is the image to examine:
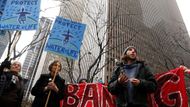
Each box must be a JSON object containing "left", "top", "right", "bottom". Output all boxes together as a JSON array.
[
  {"left": 154, "top": 73, "right": 181, "bottom": 107},
  {"left": 64, "top": 84, "right": 80, "bottom": 107},
  {"left": 81, "top": 84, "right": 99, "bottom": 107},
  {"left": 102, "top": 86, "right": 116, "bottom": 107}
]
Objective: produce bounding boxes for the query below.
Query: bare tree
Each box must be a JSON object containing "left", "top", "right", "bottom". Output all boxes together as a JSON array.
[
  {"left": 50, "top": 0, "right": 190, "bottom": 84},
  {"left": 57, "top": 0, "right": 144, "bottom": 83},
  {"left": 142, "top": 22, "right": 190, "bottom": 72}
]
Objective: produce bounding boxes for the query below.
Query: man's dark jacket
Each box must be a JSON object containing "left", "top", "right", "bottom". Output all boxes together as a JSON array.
[
  {"left": 0, "top": 61, "right": 24, "bottom": 107},
  {"left": 31, "top": 74, "right": 66, "bottom": 107},
  {"left": 108, "top": 61, "right": 157, "bottom": 107}
]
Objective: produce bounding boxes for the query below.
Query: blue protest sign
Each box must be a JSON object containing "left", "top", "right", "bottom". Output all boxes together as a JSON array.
[
  {"left": 0, "top": 0, "right": 8, "bottom": 20},
  {"left": 0, "top": 0, "right": 41, "bottom": 30},
  {"left": 45, "top": 17, "right": 86, "bottom": 60}
]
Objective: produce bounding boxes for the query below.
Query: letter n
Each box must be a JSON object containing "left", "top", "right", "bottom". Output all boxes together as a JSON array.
[{"left": 102, "top": 86, "right": 116, "bottom": 107}]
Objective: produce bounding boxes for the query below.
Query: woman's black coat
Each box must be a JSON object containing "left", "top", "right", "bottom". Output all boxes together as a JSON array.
[{"left": 31, "top": 74, "right": 66, "bottom": 107}]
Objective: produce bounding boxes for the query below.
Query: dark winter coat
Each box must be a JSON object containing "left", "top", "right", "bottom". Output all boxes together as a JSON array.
[
  {"left": 0, "top": 71, "right": 24, "bottom": 107},
  {"left": 31, "top": 74, "right": 66, "bottom": 107},
  {"left": 108, "top": 61, "right": 157, "bottom": 107}
]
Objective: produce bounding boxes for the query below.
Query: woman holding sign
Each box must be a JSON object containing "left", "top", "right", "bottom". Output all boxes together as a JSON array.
[{"left": 31, "top": 60, "right": 66, "bottom": 107}]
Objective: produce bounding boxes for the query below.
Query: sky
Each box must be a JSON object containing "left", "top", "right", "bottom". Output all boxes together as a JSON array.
[
  {"left": 1, "top": 0, "right": 190, "bottom": 63},
  {"left": 176, "top": 0, "right": 190, "bottom": 34}
]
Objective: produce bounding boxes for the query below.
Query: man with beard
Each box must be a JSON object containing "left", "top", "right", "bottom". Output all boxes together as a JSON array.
[{"left": 108, "top": 46, "right": 157, "bottom": 107}]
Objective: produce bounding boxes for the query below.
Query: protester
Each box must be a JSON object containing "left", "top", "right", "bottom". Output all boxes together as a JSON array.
[
  {"left": 108, "top": 46, "right": 157, "bottom": 107},
  {"left": 78, "top": 78, "right": 87, "bottom": 83},
  {"left": 0, "top": 59, "right": 24, "bottom": 107},
  {"left": 31, "top": 60, "right": 66, "bottom": 107}
]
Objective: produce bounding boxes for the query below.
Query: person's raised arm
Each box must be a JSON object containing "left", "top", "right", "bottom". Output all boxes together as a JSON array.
[{"left": 0, "top": 57, "right": 11, "bottom": 72}]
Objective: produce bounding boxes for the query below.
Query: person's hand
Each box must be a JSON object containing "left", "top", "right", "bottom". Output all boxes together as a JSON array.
[
  {"left": 117, "top": 72, "right": 128, "bottom": 85},
  {"left": 179, "top": 65, "right": 187, "bottom": 70},
  {"left": 46, "top": 82, "right": 59, "bottom": 92},
  {"left": 0, "top": 57, "right": 11, "bottom": 69},
  {"left": 130, "top": 78, "right": 140, "bottom": 86},
  {"left": 179, "top": 65, "right": 190, "bottom": 73}
]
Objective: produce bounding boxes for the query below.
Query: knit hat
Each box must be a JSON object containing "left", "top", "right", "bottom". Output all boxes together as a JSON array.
[{"left": 123, "top": 46, "right": 137, "bottom": 55}]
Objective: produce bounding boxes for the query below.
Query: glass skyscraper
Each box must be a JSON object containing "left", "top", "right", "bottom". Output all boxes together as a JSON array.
[{"left": 106, "top": 0, "right": 190, "bottom": 80}]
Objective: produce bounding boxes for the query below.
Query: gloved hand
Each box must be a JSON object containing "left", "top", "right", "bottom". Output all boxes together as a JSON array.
[{"left": 0, "top": 57, "right": 11, "bottom": 70}]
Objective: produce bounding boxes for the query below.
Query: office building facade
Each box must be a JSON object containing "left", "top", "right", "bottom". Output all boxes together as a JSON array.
[
  {"left": 21, "top": 17, "right": 52, "bottom": 100},
  {"left": 0, "top": 30, "right": 8, "bottom": 58},
  {"left": 106, "top": 0, "right": 190, "bottom": 82},
  {"left": 37, "top": 0, "right": 190, "bottom": 86}
]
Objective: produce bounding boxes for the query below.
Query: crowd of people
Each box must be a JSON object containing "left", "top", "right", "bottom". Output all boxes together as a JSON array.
[{"left": 0, "top": 46, "right": 189, "bottom": 107}]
